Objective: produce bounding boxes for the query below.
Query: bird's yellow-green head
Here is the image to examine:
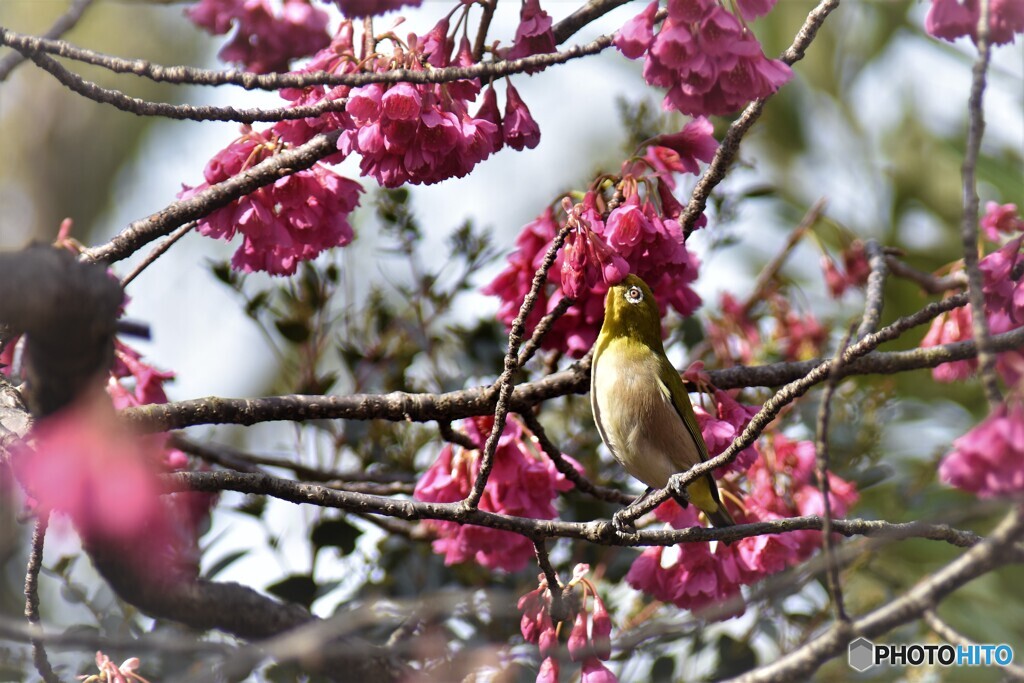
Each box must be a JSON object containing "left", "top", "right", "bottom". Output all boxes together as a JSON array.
[{"left": 599, "top": 274, "right": 663, "bottom": 349}]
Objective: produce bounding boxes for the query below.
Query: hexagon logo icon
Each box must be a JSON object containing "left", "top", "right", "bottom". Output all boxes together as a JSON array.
[{"left": 849, "top": 637, "right": 875, "bottom": 672}]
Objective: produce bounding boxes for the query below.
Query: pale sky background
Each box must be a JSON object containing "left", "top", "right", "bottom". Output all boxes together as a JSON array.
[{"left": 3, "top": 0, "right": 1021, "bottom": 669}]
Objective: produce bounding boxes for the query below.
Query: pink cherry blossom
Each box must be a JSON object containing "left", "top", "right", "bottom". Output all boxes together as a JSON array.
[
  {"left": 925, "top": 0, "right": 1024, "bottom": 46},
  {"left": 614, "top": 1, "right": 658, "bottom": 59},
  {"left": 414, "top": 416, "right": 579, "bottom": 571},
  {"left": 535, "top": 657, "right": 559, "bottom": 683},
  {"left": 580, "top": 659, "right": 618, "bottom": 683},
  {"left": 181, "top": 126, "right": 362, "bottom": 276},
  {"left": 508, "top": 0, "right": 557, "bottom": 61},
  {"left": 186, "top": 0, "right": 331, "bottom": 73},
  {"left": 922, "top": 234, "right": 1024, "bottom": 382},
  {"left": 940, "top": 401, "right": 1024, "bottom": 497},
  {"left": 329, "top": 0, "right": 422, "bottom": 18},
  {"left": 503, "top": 82, "right": 542, "bottom": 151},
  {"left": 692, "top": 387, "right": 760, "bottom": 474},
  {"left": 486, "top": 145, "right": 707, "bottom": 357},
  {"left": 618, "top": 2, "right": 791, "bottom": 116},
  {"left": 981, "top": 202, "right": 1024, "bottom": 241}
]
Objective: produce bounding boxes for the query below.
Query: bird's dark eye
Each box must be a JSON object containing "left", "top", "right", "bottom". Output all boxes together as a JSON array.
[{"left": 625, "top": 286, "right": 643, "bottom": 304}]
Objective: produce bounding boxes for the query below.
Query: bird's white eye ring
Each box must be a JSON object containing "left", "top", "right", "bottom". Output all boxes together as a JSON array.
[{"left": 625, "top": 286, "right": 643, "bottom": 304}]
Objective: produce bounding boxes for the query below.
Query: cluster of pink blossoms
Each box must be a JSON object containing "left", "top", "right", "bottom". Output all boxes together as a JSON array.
[
  {"left": 627, "top": 434, "right": 857, "bottom": 615},
  {"left": 486, "top": 118, "right": 716, "bottom": 356},
  {"left": 277, "top": 18, "right": 541, "bottom": 188},
  {"left": 186, "top": 0, "right": 332, "bottom": 73},
  {"left": 414, "top": 416, "right": 580, "bottom": 572},
  {"left": 921, "top": 203, "right": 1024, "bottom": 383},
  {"left": 614, "top": 0, "right": 792, "bottom": 116},
  {"left": 179, "top": 125, "right": 363, "bottom": 276},
  {"left": 519, "top": 564, "right": 617, "bottom": 683},
  {"left": 940, "top": 399, "right": 1024, "bottom": 498},
  {"left": 925, "top": 0, "right": 1024, "bottom": 45}
]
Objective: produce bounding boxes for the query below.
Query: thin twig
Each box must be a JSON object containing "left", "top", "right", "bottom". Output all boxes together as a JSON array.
[
  {"left": 437, "top": 420, "right": 478, "bottom": 451},
  {"left": 463, "top": 224, "right": 572, "bottom": 510},
  {"left": 167, "top": 469, "right": 987, "bottom": 550},
  {"left": 520, "top": 410, "right": 633, "bottom": 505},
  {"left": 0, "top": 0, "right": 94, "bottom": 82},
  {"left": 517, "top": 296, "right": 575, "bottom": 368},
  {"left": 533, "top": 540, "right": 566, "bottom": 622},
  {"left": 813, "top": 326, "right": 854, "bottom": 622},
  {"left": 120, "top": 221, "right": 196, "bottom": 288},
  {"left": 885, "top": 255, "right": 967, "bottom": 294},
  {"left": 923, "top": 610, "right": 1024, "bottom": 680},
  {"left": 24, "top": 513, "right": 60, "bottom": 683},
  {"left": 727, "top": 506, "right": 1024, "bottom": 683},
  {"left": 856, "top": 239, "right": 888, "bottom": 338},
  {"left": 0, "top": 26, "right": 611, "bottom": 91},
  {"left": 742, "top": 198, "right": 827, "bottom": 316},
  {"left": 472, "top": 0, "right": 498, "bottom": 63},
  {"left": 960, "top": 0, "right": 1002, "bottom": 408}
]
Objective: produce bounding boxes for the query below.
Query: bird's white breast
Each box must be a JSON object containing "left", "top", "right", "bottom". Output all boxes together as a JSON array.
[{"left": 592, "top": 340, "right": 690, "bottom": 489}]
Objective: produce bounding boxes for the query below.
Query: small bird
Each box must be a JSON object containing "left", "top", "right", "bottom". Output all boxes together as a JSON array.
[{"left": 591, "top": 274, "right": 735, "bottom": 529}]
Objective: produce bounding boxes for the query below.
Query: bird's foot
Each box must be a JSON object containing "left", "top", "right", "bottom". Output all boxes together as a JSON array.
[
  {"left": 612, "top": 508, "right": 638, "bottom": 534},
  {"left": 669, "top": 477, "right": 691, "bottom": 507}
]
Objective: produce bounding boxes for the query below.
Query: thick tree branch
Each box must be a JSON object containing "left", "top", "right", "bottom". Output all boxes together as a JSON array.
[
  {"left": 84, "top": 130, "right": 342, "bottom": 265},
  {"left": 166, "top": 469, "right": 983, "bottom": 550},
  {"left": 120, "top": 320, "right": 1024, "bottom": 433},
  {"left": 0, "top": 26, "right": 611, "bottom": 91}
]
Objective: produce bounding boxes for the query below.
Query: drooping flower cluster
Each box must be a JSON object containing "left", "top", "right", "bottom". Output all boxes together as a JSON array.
[
  {"left": 185, "top": 0, "right": 332, "bottom": 73},
  {"left": 925, "top": 0, "right": 1024, "bottom": 46},
  {"left": 275, "top": 19, "right": 540, "bottom": 189},
  {"left": 328, "top": 0, "right": 422, "bottom": 18},
  {"left": 614, "top": 0, "right": 792, "bottom": 116},
  {"left": 414, "top": 416, "right": 579, "bottom": 572},
  {"left": 519, "top": 564, "right": 617, "bottom": 683},
  {"left": 179, "top": 125, "right": 363, "bottom": 276},
  {"left": 921, "top": 204, "right": 1024, "bottom": 383},
  {"left": 705, "top": 289, "right": 828, "bottom": 366},
  {"left": 506, "top": 0, "right": 557, "bottom": 62},
  {"left": 626, "top": 434, "right": 857, "bottom": 616},
  {"left": 940, "top": 399, "right": 1024, "bottom": 498},
  {"left": 485, "top": 118, "right": 717, "bottom": 357}
]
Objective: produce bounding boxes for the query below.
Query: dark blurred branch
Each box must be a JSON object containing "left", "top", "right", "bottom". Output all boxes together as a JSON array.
[
  {"left": 885, "top": 255, "right": 966, "bottom": 294},
  {"left": 726, "top": 505, "right": 1024, "bottom": 683},
  {"left": 923, "top": 610, "right": 1024, "bottom": 680}
]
